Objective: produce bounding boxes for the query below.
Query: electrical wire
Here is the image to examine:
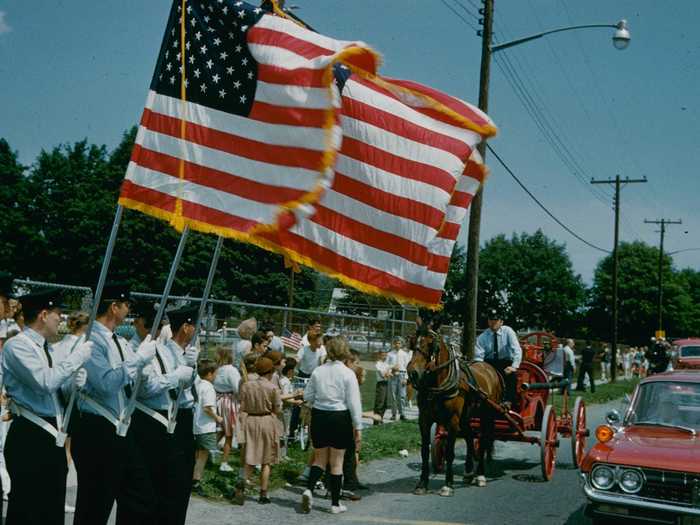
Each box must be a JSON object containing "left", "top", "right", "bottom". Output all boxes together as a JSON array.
[
  {"left": 487, "top": 144, "right": 611, "bottom": 253},
  {"left": 451, "top": 0, "right": 480, "bottom": 22},
  {"left": 439, "top": 0, "right": 479, "bottom": 32}
]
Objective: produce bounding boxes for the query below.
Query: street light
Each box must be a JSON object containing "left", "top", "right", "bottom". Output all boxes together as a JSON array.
[
  {"left": 490, "top": 19, "right": 631, "bottom": 53},
  {"left": 463, "top": 4, "right": 631, "bottom": 366}
]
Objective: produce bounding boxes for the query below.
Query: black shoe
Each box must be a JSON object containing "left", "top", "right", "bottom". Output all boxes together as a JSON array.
[
  {"left": 231, "top": 480, "right": 246, "bottom": 505},
  {"left": 258, "top": 496, "right": 271, "bottom": 504},
  {"left": 191, "top": 481, "right": 201, "bottom": 493}
]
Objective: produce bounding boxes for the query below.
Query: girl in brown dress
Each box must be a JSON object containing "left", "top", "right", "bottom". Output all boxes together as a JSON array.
[{"left": 238, "top": 356, "right": 282, "bottom": 504}]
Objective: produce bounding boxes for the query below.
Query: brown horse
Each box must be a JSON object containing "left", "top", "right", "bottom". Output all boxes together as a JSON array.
[{"left": 407, "top": 328, "right": 502, "bottom": 495}]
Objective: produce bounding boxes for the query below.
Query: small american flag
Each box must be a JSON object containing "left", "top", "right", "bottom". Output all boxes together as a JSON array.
[
  {"left": 119, "top": 0, "right": 377, "bottom": 235},
  {"left": 280, "top": 328, "right": 302, "bottom": 351}
]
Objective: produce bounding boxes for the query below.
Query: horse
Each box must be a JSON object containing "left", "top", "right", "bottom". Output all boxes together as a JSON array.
[{"left": 407, "top": 328, "right": 502, "bottom": 495}]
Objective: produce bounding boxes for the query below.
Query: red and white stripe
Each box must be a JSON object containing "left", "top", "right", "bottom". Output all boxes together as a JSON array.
[
  {"left": 120, "top": 12, "right": 377, "bottom": 233},
  {"left": 257, "top": 75, "right": 495, "bottom": 307}
]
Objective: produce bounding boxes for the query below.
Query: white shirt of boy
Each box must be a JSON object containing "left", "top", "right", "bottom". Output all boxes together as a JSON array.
[
  {"left": 387, "top": 349, "right": 411, "bottom": 372},
  {"left": 194, "top": 379, "right": 217, "bottom": 435},
  {"left": 375, "top": 356, "right": 392, "bottom": 383}
]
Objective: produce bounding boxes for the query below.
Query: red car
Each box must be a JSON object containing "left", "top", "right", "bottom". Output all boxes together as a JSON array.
[
  {"left": 674, "top": 338, "right": 700, "bottom": 370},
  {"left": 580, "top": 371, "right": 700, "bottom": 525}
]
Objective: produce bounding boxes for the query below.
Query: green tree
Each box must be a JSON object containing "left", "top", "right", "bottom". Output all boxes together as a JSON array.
[
  {"left": 441, "top": 244, "right": 467, "bottom": 321},
  {"left": 588, "top": 241, "right": 696, "bottom": 344},
  {"left": 475, "top": 230, "right": 586, "bottom": 334}
]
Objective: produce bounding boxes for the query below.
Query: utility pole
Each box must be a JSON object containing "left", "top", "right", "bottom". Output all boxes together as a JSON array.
[
  {"left": 644, "top": 218, "right": 682, "bottom": 335},
  {"left": 463, "top": 0, "right": 494, "bottom": 359},
  {"left": 591, "top": 175, "right": 646, "bottom": 381}
]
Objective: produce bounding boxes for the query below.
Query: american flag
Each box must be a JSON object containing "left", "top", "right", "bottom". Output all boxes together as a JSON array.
[
  {"left": 280, "top": 328, "right": 302, "bottom": 351},
  {"left": 119, "top": 0, "right": 378, "bottom": 235},
  {"left": 256, "top": 73, "right": 495, "bottom": 308}
]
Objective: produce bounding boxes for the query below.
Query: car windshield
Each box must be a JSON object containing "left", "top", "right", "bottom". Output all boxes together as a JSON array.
[
  {"left": 680, "top": 346, "right": 700, "bottom": 358},
  {"left": 626, "top": 381, "right": 700, "bottom": 431}
]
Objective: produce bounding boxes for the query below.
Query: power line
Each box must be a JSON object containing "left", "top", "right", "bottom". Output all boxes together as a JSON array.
[
  {"left": 451, "top": 0, "right": 480, "bottom": 22},
  {"left": 487, "top": 144, "right": 611, "bottom": 253},
  {"left": 438, "top": 0, "right": 479, "bottom": 32}
]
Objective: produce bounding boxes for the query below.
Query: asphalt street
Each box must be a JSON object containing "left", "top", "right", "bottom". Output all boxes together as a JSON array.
[{"left": 53, "top": 395, "right": 622, "bottom": 525}]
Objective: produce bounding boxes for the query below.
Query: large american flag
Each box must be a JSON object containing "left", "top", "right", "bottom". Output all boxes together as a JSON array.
[
  {"left": 256, "top": 72, "right": 494, "bottom": 308},
  {"left": 119, "top": 0, "right": 377, "bottom": 235}
]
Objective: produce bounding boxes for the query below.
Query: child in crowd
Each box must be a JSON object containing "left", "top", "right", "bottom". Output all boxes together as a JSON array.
[
  {"left": 192, "top": 360, "right": 223, "bottom": 494},
  {"left": 239, "top": 356, "right": 282, "bottom": 504},
  {"left": 373, "top": 350, "right": 392, "bottom": 424},
  {"left": 212, "top": 346, "right": 241, "bottom": 472},
  {"left": 279, "top": 360, "right": 303, "bottom": 458}
]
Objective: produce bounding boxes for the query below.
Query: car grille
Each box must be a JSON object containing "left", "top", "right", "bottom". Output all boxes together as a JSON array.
[{"left": 640, "top": 468, "right": 700, "bottom": 506}]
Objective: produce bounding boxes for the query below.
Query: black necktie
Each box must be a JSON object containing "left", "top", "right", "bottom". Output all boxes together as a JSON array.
[
  {"left": 493, "top": 331, "right": 499, "bottom": 360},
  {"left": 43, "top": 341, "right": 53, "bottom": 368},
  {"left": 154, "top": 349, "right": 178, "bottom": 401},
  {"left": 112, "top": 334, "right": 132, "bottom": 398}
]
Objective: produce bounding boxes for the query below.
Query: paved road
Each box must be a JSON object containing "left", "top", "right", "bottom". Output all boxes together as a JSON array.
[{"left": 51, "top": 395, "right": 620, "bottom": 525}]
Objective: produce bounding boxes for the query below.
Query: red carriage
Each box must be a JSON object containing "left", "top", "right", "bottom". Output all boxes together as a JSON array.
[{"left": 430, "top": 331, "right": 589, "bottom": 480}]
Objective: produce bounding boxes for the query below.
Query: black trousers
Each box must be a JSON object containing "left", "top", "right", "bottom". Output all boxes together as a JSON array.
[
  {"left": 5, "top": 416, "right": 67, "bottom": 525},
  {"left": 342, "top": 434, "right": 359, "bottom": 490},
  {"left": 131, "top": 408, "right": 193, "bottom": 525},
  {"left": 172, "top": 408, "right": 195, "bottom": 523},
  {"left": 72, "top": 412, "right": 155, "bottom": 525},
  {"left": 485, "top": 358, "right": 517, "bottom": 404},
  {"left": 373, "top": 381, "right": 389, "bottom": 416},
  {"left": 576, "top": 364, "right": 595, "bottom": 392}
]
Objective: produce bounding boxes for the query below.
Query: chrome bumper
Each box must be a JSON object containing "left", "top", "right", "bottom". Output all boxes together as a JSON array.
[{"left": 580, "top": 473, "right": 700, "bottom": 517}]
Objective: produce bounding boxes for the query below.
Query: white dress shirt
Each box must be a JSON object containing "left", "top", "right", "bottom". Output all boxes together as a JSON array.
[
  {"left": 474, "top": 325, "right": 523, "bottom": 369},
  {"left": 387, "top": 349, "right": 411, "bottom": 372},
  {"left": 304, "top": 360, "right": 363, "bottom": 429},
  {"left": 375, "top": 358, "right": 391, "bottom": 382}
]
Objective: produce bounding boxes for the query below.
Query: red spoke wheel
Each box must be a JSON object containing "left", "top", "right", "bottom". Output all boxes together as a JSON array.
[
  {"left": 570, "top": 397, "right": 587, "bottom": 468},
  {"left": 540, "top": 405, "right": 558, "bottom": 481}
]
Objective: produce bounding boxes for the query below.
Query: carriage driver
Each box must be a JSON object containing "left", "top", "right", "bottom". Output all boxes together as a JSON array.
[{"left": 474, "top": 309, "right": 522, "bottom": 408}]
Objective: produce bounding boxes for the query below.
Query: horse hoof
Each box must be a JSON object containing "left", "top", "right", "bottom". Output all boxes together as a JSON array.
[
  {"left": 475, "top": 475, "right": 486, "bottom": 487},
  {"left": 439, "top": 485, "right": 454, "bottom": 497}
]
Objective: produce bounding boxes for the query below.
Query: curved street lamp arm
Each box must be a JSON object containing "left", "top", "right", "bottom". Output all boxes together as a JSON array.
[
  {"left": 491, "top": 24, "right": 618, "bottom": 53},
  {"left": 668, "top": 247, "right": 700, "bottom": 256}
]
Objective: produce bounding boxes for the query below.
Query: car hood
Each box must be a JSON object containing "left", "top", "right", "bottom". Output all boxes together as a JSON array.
[{"left": 601, "top": 426, "right": 700, "bottom": 472}]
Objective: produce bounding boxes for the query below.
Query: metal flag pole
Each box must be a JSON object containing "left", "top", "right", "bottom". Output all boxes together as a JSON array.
[
  {"left": 168, "top": 235, "right": 224, "bottom": 429},
  {"left": 59, "top": 205, "right": 124, "bottom": 442},
  {"left": 118, "top": 225, "right": 191, "bottom": 436},
  {"left": 191, "top": 235, "right": 224, "bottom": 349}
]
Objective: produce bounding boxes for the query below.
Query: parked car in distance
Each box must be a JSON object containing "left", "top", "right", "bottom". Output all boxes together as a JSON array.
[
  {"left": 580, "top": 370, "right": 700, "bottom": 524},
  {"left": 346, "top": 334, "right": 387, "bottom": 354},
  {"left": 673, "top": 338, "right": 700, "bottom": 370}
]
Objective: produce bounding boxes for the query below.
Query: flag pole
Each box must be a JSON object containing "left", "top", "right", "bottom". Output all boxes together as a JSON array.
[
  {"left": 191, "top": 235, "right": 224, "bottom": 349},
  {"left": 168, "top": 235, "right": 224, "bottom": 429},
  {"left": 59, "top": 204, "right": 124, "bottom": 441},
  {"left": 117, "top": 225, "right": 191, "bottom": 436}
]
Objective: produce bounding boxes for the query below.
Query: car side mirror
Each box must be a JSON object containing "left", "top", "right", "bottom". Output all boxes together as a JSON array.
[
  {"left": 606, "top": 409, "right": 621, "bottom": 426},
  {"left": 623, "top": 394, "right": 631, "bottom": 405}
]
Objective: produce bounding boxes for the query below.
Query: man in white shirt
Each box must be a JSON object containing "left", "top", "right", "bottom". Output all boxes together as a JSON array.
[
  {"left": 387, "top": 337, "right": 410, "bottom": 421},
  {"left": 562, "top": 339, "right": 576, "bottom": 394},
  {"left": 300, "top": 318, "right": 322, "bottom": 348},
  {"left": 295, "top": 332, "right": 327, "bottom": 378}
]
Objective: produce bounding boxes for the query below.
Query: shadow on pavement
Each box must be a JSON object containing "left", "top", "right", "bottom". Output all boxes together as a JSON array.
[{"left": 563, "top": 503, "right": 591, "bottom": 525}]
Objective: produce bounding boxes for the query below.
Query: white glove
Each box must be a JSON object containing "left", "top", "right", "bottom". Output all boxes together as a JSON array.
[
  {"left": 173, "top": 365, "right": 195, "bottom": 384},
  {"left": 136, "top": 335, "right": 157, "bottom": 366},
  {"left": 73, "top": 341, "right": 93, "bottom": 365},
  {"left": 184, "top": 346, "right": 199, "bottom": 367},
  {"left": 74, "top": 368, "right": 88, "bottom": 388}
]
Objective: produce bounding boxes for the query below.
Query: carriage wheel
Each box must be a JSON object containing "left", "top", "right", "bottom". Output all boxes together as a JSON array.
[
  {"left": 540, "top": 405, "right": 557, "bottom": 481},
  {"left": 570, "top": 397, "right": 587, "bottom": 468},
  {"left": 430, "top": 423, "right": 445, "bottom": 474}
]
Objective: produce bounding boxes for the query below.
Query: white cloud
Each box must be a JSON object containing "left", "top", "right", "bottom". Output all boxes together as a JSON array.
[{"left": 0, "top": 11, "right": 11, "bottom": 35}]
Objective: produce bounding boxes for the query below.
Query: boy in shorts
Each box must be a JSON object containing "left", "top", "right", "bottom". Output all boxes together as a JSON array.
[{"left": 192, "top": 360, "right": 223, "bottom": 494}]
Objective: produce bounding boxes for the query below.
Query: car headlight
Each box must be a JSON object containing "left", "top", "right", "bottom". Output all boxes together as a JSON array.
[
  {"left": 591, "top": 465, "right": 616, "bottom": 490},
  {"left": 619, "top": 469, "right": 644, "bottom": 494}
]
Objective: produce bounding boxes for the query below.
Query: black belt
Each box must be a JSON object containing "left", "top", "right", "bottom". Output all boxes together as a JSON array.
[{"left": 247, "top": 412, "right": 272, "bottom": 417}]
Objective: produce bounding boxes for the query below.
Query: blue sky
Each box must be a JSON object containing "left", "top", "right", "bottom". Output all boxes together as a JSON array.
[{"left": 1, "top": 0, "right": 698, "bottom": 282}]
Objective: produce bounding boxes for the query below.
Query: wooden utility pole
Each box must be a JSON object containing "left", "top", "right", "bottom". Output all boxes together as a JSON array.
[
  {"left": 591, "top": 175, "right": 646, "bottom": 381},
  {"left": 463, "top": 0, "right": 494, "bottom": 359},
  {"left": 644, "top": 218, "right": 682, "bottom": 334}
]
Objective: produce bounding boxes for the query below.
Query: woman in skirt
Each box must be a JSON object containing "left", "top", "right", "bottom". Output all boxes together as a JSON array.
[
  {"left": 301, "top": 336, "right": 362, "bottom": 515},
  {"left": 212, "top": 346, "right": 241, "bottom": 472}
]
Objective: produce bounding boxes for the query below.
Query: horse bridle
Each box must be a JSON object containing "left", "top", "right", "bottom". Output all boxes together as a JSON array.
[{"left": 413, "top": 331, "right": 461, "bottom": 398}]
